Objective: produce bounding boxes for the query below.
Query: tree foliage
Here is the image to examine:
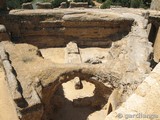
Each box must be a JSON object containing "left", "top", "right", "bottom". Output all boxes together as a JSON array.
[
  {"left": 6, "top": 0, "right": 33, "bottom": 9},
  {"left": 6, "top": 0, "right": 151, "bottom": 9},
  {"left": 51, "top": 0, "right": 67, "bottom": 8},
  {"left": 100, "top": 0, "right": 112, "bottom": 9},
  {"left": 100, "top": 0, "right": 151, "bottom": 9}
]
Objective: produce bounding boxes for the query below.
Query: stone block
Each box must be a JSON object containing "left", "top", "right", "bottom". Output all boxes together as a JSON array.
[
  {"left": 22, "top": 2, "right": 33, "bottom": 9},
  {"left": 69, "top": 2, "right": 88, "bottom": 8},
  {"left": 36, "top": 2, "right": 52, "bottom": 9}
]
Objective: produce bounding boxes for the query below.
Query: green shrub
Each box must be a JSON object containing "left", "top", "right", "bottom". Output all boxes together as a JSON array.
[
  {"left": 100, "top": 0, "right": 112, "bottom": 9},
  {"left": 6, "top": 0, "right": 21, "bottom": 9},
  {"left": 6, "top": 0, "right": 33, "bottom": 9},
  {"left": 130, "top": 0, "right": 142, "bottom": 8},
  {"left": 51, "top": 0, "right": 67, "bottom": 8},
  {"left": 96, "top": 0, "right": 106, "bottom": 3},
  {"left": 120, "top": 0, "right": 130, "bottom": 7}
]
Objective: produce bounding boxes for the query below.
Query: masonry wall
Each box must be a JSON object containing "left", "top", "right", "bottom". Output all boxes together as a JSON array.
[{"left": 0, "top": 9, "right": 133, "bottom": 48}]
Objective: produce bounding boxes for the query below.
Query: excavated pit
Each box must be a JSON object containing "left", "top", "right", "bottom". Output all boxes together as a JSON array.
[
  {"left": 42, "top": 78, "right": 112, "bottom": 120},
  {"left": 0, "top": 8, "right": 157, "bottom": 120}
]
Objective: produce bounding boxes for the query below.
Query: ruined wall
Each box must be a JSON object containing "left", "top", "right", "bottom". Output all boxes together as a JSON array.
[
  {"left": 0, "top": 47, "right": 19, "bottom": 120},
  {"left": 0, "top": 9, "right": 133, "bottom": 48},
  {"left": 150, "top": 0, "right": 160, "bottom": 11}
]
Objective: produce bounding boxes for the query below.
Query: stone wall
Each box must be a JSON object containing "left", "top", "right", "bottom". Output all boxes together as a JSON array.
[
  {"left": 69, "top": 2, "right": 88, "bottom": 8},
  {"left": 105, "top": 62, "right": 160, "bottom": 120},
  {"left": 0, "top": 43, "right": 43, "bottom": 120},
  {"left": 150, "top": 0, "right": 160, "bottom": 10},
  {"left": 0, "top": 9, "right": 134, "bottom": 48}
]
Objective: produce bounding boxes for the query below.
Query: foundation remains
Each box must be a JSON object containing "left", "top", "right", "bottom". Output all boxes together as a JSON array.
[{"left": 0, "top": 7, "right": 160, "bottom": 120}]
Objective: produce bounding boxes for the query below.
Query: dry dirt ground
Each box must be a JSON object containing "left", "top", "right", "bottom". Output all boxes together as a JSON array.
[
  {"left": 0, "top": 64, "right": 19, "bottom": 120},
  {"left": 40, "top": 48, "right": 65, "bottom": 64},
  {"left": 40, "top": 47, "right": 110, "bottom": 64}
]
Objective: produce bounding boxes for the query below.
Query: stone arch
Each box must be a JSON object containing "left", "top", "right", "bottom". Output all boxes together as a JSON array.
[{"left": 41, "top": 70, "right": 114, "bottom": 120}]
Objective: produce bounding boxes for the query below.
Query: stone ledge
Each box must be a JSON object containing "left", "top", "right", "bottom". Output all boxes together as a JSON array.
[
  {"left": 0, "top": 9, "right": 134, "bottom": 48},
  {"left": 0, "top": 47, "right": 22, "bottom": 102}
]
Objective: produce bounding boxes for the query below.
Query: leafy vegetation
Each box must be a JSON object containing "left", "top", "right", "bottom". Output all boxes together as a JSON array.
[
  {"left": 96, "top": 0, "right": 106, "bottom": 3},
  {"left": 6, "top": 0, "right": 33, "bottom": 9},
  {"left": 99, "top": 0, "right": 151, "bottom": 9},
  {"left": 51, "top": 0, "right": 67, "bottom": 8},
  {"left": 6, "top": 0, "right": 151, "bottom": 9},
  {"left": 100, "top": 0, "right": 112, "bottom": 9}
]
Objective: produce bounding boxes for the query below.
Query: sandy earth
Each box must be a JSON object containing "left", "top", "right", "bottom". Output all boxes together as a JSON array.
[
  {"left": 63, "top": 80, "right": 95, "bottom": 100},
  {"left": 40, "top": 47, "right": 110, "bottom": 64},
  {"left": 0, "top": 65, "right": 19, "bottom": 120},
  {"left": 40, "top": 48, "right": 65, "bottom": 64},
  {"left": 52, "top": 79, "right": 107, "bottom": 120}
]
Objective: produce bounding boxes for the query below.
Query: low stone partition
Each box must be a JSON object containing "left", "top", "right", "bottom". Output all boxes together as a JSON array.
[
  {"left": 0, "top": 46, "right": 23, "bottom": 107},
  {"left": 69, "top": 2, "right": 89, "bottom": 8},
  {"left": 0, "top": 44, "right": 43, "bottom": 120},
  {"left": 0, "top": 54, "right": 19, "bottom": 120},
  {"left": 0, "top": 9, "right": 134, "bottom": 48},
  {"left": 36, "top": 2, "right": 52, "bottom": 9},
  {"left": 60, "top": 2, "right": 68, "bottom": 8},
  {"left": 22, "top": 3, "right": 33, "bottom": 9}
]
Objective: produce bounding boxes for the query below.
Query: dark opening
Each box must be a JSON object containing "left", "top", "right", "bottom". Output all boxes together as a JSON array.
[
  {"left": 107, "top": 103, "right": 113, "bottom": 115},
  {"left": 148, "top": 23, "right": 158, "bottom": 46}
]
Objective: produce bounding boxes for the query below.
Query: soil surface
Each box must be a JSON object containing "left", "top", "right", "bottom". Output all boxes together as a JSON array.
[
  {"left": 40, "top": 48, "right": 65, "bottom": 64},
  {"left": 0, "top": 65, "right": 19, "bottom": 120}
]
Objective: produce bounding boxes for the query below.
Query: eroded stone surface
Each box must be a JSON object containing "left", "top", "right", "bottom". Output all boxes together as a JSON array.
[
  {"left": 151, "top": 0, "right": 160, "bottom": 11},
  {"left": 0, "top": 8, "right": 157, "bottom": 120},
  {"left": 36, "top": 2, "right": 52, "bottom": 9},
  {"left": 0, "top": 9, "right": 133, "bottom": 48},
  {"left": 105, "top": 63, "right": 160, "bottom": 120},
  {"left": 22, "top": 3, "right": 33, "bottom": 9},
  {"left": 0, "top": 54, "right": 19, "bottom": 120}
]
